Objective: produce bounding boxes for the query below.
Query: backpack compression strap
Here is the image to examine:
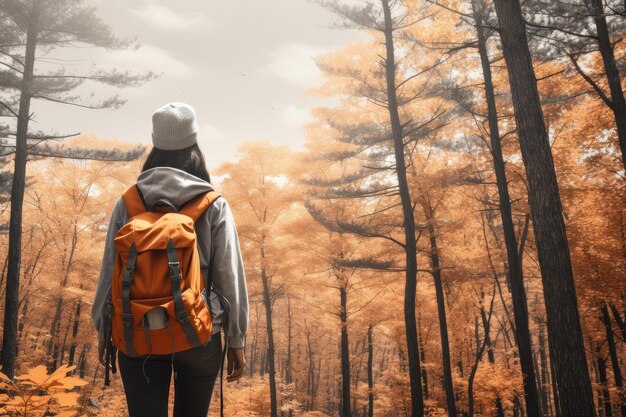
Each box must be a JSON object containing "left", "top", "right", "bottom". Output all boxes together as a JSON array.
[
  {"left": 121, "top": 243, "right": 138, "bottom": 357},
  {"left": 166, "top": 239, "right": 202, "bottom": 348},
  {"left": 179, "top": 191, "right": 222, "bottom": 222},
  {"left": 122, "top": 185, "right": 146, "bottom": 218}
]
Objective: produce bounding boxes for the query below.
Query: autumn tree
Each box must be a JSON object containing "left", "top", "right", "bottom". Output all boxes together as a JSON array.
[
  {"left": 215, "top": 141, "right": 299, "bottom": 417},
  {"left": 304, "top": 187, "right": 397, "bottom": 417},
  {"left": 312, "top": 1, "right": 462, "bottom": 414},
  {"left": 0, "top": 0, "right": 150, "bottom": 378},
  {"left": 419, "top": 0, "right": 543, "bottom": 414},
  {"left": 553, "top": 111, "right": 626, "bottom": 417},
  {"left": 491, "top": 0, "right": 597, "bottom": 415}
]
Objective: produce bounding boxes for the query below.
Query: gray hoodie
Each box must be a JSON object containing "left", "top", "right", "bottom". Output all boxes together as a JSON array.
[{"left": 91, "top": 166, "right": 249, "bottom": 348}]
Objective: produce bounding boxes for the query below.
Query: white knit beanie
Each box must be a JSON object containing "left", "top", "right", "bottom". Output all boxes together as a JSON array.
[{"left": 151, "top": 102, "right": 199, "bottom": 151}]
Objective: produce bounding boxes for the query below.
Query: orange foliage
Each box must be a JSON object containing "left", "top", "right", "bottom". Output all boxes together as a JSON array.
[{"left": 0, "top": 365, "right": 87, "bottom": 417}]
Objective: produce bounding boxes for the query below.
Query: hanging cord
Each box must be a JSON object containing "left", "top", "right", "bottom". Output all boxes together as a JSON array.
[
  {"left": 141, "top": 354, "right": 152, "bottom": 384},
  {"left": 219, "top": 330, "right": 228, "bottom": 417},
  {"left": 104, "top": 320, "right": 112, "bottom": 387},
  {"left": 142, "top": 320, "right": 153, "bottom": 383},
  {"left": 103, "top": 303, "right": 117, "bottom": 387}
]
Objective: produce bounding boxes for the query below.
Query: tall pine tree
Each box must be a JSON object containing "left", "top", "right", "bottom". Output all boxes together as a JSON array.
[{"left": 0, "top": 0, "right": 152, "bottom": 378}]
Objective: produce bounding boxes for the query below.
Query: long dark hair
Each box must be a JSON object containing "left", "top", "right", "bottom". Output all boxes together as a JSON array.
[{"left": 141, "top": 143, "right": 211, "bottom": 183}]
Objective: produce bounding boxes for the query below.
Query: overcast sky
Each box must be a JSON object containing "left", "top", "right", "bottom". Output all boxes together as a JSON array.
[{"left": 29, "top": 0, "right": 362, "bottom": 169}]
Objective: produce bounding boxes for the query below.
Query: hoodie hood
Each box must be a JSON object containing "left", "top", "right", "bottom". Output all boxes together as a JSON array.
[{"left": 136, "top": 166, "right": 214, "bottom": 208}]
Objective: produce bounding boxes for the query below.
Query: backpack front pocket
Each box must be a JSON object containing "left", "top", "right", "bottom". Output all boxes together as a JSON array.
[{"left": 112, "top": 289, "right": 211, "bottom": 355}]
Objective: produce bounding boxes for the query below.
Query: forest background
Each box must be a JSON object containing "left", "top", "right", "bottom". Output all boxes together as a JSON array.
[{"left": 0, "top": 0, "right": 624, "bottom": 417}]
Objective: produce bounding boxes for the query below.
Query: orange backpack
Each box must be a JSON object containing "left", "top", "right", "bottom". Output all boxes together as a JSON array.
[{"left": 109, "top": 184, "right": 222, "bottom": 357}]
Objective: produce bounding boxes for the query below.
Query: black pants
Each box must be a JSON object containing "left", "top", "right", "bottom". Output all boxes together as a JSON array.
[{"left": 118, "top": 336, "right": 222, "bottom": 417}]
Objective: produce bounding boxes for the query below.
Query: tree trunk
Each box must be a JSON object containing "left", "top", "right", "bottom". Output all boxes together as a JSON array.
[
  {"left": 598, "top": 357, "right": 614, "bottom": 417},
  {"left": 305, "top": 319, "right": 316, "bottom": 411},
  {"left": 593, "top": 356, "right": 605, "bottom": 417},
  {"left": 596, "top": 377, "right": 605, "bottom": 417},
  {"left": 379, "top": 344, "right": 387, "bottom": 379},
  {"left": 68, "top": 298, "right": 82, "bottom": 367},
  {"left": 492, "top": 1, "right": 596, "bottom": 416},
  {"left": 315, "top": 354, "right": 322, "bottom": 407},
  {"left": 18, "top": 298, "right": 29, "bottom": 337},
  {"left": 48, "top": 222, "right": 78, "bottom": 367},
  {"left": 423, "top": 202, "right": 457, "bottom": 417},
  {"left": 340, "top": 283, "right": 352, "bottom": 417},
  {"left": 49, "top": 308, "right": 62, "bottom": 371},
  {"left": 468, "top": 315, "right": 481, "bottom": 417},
  {"left": 286, "top": 296, "right": 293, "bottom": 386},
  {"left": 58, "top": 306, "right": 74, "bottom": 368},
  {"left": 1, "top": 7, "right": 38, "bottom": 377},
  {"left": 591, "top": 0, "right": 626, "bottom": 171},
  {"left": 610, "top": 304, "right": 626, "bottom": 341},
  {"left": 261, "top": 243, "right": 278, "bottom": 417},
  {"left": 602, "top": 305, "right": 625, "bottom": 417},
  {"left": 418, "top": 316, "right": 429, "bottom": 400},
  {"left": 538, "top": 324, "right": 552, "bottom": 417},
  {"left": 367, "top": 325, "right": 374, "bottom": 417},
  {"left": 381, "top": 1, "right": 424, "bottom": 415},
  {"left": 249, "top": 304, "right": 261, "bottom": 377},
  {"left": 91, "top": 362, "right": 99, "bottom": 387},
  {"left": 471, "top": 2, "right": 542, "bottom": 416},
  {"left": 260, "top": 348, "right": 266, "bottom": 376},
  {"left": 78, "top": 344, "right": 89, "bottom": 379},
  {"left": 48, "top": 300, "right": 63, "bottom": 363},
  {"left": 469, "top": 285, "right": 496, "bottom": 417},
  {"left": 480, "top": 302, "right": 504, "bottom": 417},
  {"left": 352, "top": 335, "right": 364, "bottom": 414}
]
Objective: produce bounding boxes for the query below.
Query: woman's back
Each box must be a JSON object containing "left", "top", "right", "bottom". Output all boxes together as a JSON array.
[{"left": 91, "top": 102, "right": 248, "bottom": 417}]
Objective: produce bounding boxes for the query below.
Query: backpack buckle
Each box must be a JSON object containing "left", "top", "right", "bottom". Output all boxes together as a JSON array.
[
  {"left": 122, "top": 266, "right": 134, "bottom": 285},
  {"left": 122, "top": 313, "right": 133, "bottom": 327},
  {"left": 177, "top": 311, "right": 190, "bottom": 323},
  {"left": 169, "top": 261, "right": 181, "bottom": 280}
]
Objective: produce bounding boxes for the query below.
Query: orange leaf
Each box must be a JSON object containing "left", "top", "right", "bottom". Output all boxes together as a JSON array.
[
  {"left": 49, "top": 365, "right": 76, "bottom": 383},
  {"left": 59, "top": 376, "right": 88, "bottom": 389},
  {"left": 55, "top": 391, "right": 80, "bottom": 408},
  {"left": 27, "top": 394, "right": 51, "bottom": 407},
  {"left": 15, "top": 365, "right": 49, "bottom": 386},
  {"left": 2, "top": 396, "right": 25, "bottom": 406}
]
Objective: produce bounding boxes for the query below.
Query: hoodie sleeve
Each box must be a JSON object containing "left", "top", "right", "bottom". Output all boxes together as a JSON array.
[
  {"left": 91, "top": 197, "right": 126, "bottom": 342},
  {"left": 209, "top": 197, "right": 249, "bottom": 349}
]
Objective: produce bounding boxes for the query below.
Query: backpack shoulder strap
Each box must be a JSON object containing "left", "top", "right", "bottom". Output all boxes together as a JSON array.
[
  {"left": 122, "top": 184, "right": 146, "bottom": 218},
  {"left": 179, "top": 190, "right": 222, "bottom": 222}
]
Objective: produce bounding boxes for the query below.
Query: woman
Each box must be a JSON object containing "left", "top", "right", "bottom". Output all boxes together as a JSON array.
[{"left": 91, "top": 102, "right": 248, "bottom": 417}]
